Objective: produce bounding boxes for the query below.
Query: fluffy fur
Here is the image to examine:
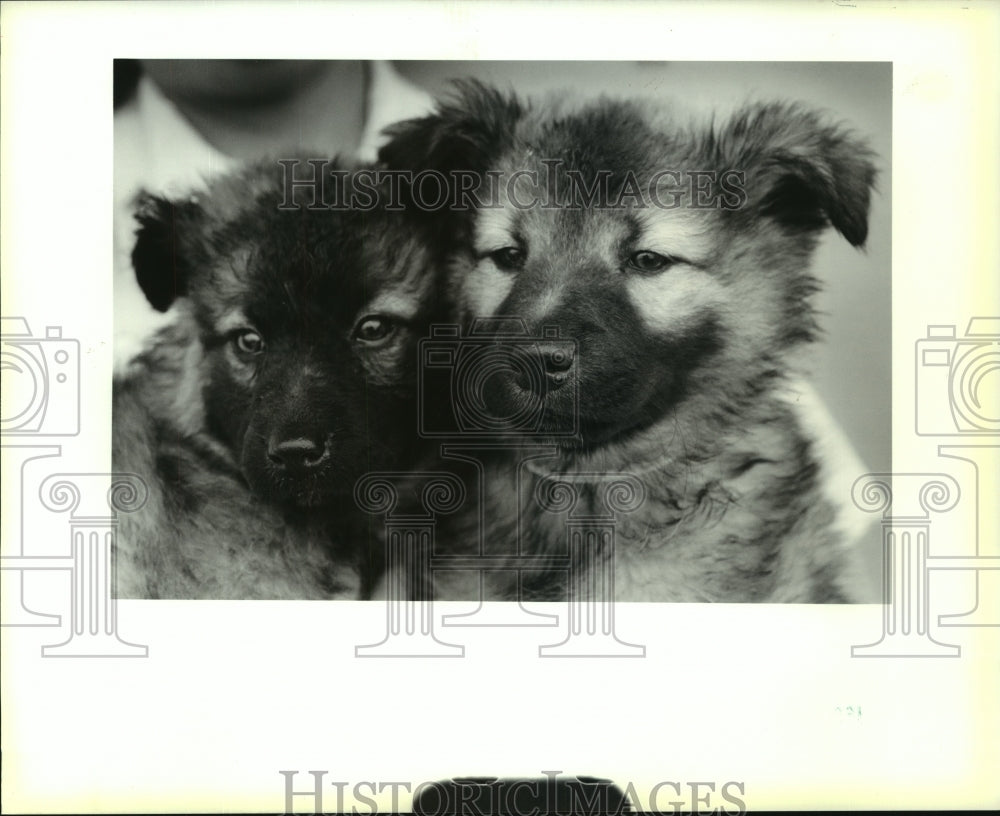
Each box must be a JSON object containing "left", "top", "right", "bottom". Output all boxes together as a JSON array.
[
  {"left": 113, "top": 159, "right": 441, "bottom": 599},
  {"left": 380, "top": 82, "right": 878, "bottom": 602}
]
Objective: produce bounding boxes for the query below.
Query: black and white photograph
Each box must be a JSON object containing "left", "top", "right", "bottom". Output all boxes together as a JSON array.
[
  {"left": 1, "top": 2, "right": 997, "bottom": 814},
  {"left": 110, "top": 58, "right": 890, "bottom": 604}
]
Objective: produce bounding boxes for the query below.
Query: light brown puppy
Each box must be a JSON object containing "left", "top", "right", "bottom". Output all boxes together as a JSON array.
[{"left": 380, "top": 83, "right": 878, "bottom": 602}]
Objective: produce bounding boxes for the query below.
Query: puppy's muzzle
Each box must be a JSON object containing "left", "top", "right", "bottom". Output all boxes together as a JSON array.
[{"left": 266, "top": 434, "right": 330, "bottom": 475}]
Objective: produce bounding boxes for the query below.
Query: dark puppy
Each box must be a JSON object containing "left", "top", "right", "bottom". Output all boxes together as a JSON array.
[
  {"left": 380, "top": 82, "right": 878, "bottom": 602},
  {"left": 113, "top": 160, "right": 440, "bottom": 599}
]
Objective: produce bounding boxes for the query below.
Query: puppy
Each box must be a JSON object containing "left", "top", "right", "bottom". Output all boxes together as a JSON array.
[
  {"left": 113, "top": 160, "right": 440, "bottom": 599},
  {"left": 379, "top": 82, "right": 878, "bottom": 602}
]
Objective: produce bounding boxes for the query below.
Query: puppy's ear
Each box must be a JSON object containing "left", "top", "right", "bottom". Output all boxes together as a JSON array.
[
  {"left": 131, "top": 194, "right": 202, "bottom": 312},
  {"left": 715, "top": 102, "right": 877, "bottom": 247},
  {"left": 378, "top": 79, "right": 525, "bottom": 173}
]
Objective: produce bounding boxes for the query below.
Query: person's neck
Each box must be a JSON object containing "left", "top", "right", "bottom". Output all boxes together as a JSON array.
[{"left": 167, "top": 61, "right": 368, "bottom": 160}]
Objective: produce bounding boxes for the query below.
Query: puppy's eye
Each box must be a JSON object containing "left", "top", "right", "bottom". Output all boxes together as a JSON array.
[
  {"left": 233, "top": 329, "right": 265, "bottom": 355},
  {"left": 490, "top": 246, "right": 526, "bottom": 272},
  {"left": 354, "top": 315, "right": 396, "bottom": 345},
  {"left": 628, "top": 250, "right": 675, "bottom": 275}
]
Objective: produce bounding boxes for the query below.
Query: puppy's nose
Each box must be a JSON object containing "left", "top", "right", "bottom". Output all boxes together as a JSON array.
[
  {"left": 540, "top": 343, "right": 574, "bottom": 392},
  {"left": 517, "top": 343, "right": 575, "bottom": 393},
  {"left": 267, "top": 436, "right": 329, "bottom": 473},
  {"left": 540, "top": 343, "right": 574, "bottom": 375}
]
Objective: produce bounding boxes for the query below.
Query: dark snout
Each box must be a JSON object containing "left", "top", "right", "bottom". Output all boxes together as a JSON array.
[
  {"left": 240, "top": 358, "right": 355, "bottom": 507},
  {"left": 487, "top": 286, "right": 661, "bottom": 444},
  {"left": 498, "top": 287, "right": 616, "bottom": 403},
  {"left": 469, "top": 327, "right": 581, "bottom": 438}
]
